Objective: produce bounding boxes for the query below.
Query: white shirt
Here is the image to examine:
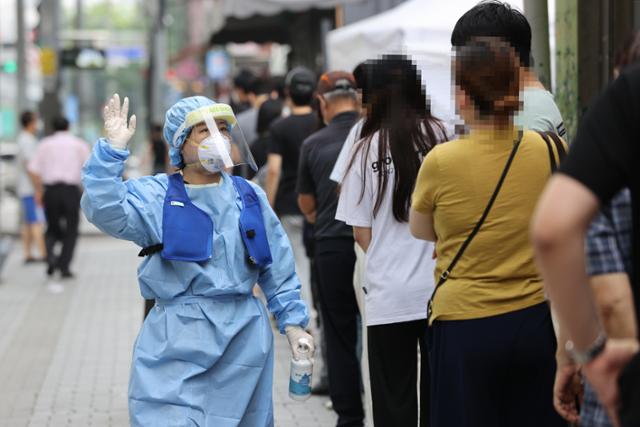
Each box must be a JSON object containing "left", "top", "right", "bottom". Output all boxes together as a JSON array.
[
  {"left": 331, "top": 118, "right": 456, "bottom": 184},
  {"left": 15, "top": 130, "right": 38, "bottom": 197},
  {"left": 335, "top": 131, "right": 437, "bottom": 326}
]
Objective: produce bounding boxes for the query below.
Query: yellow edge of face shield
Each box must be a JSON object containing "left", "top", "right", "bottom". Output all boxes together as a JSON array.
[{"left": 184, "top": 104, "right": 237, "bottom": 129}]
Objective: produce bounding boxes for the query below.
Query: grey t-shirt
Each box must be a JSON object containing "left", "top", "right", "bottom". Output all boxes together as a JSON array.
[
  {"left": 233, "top": 107, "right": 258, "bottom": 145},
  {"left": 15, "top": 130, "right": 38, "bottom": 197},
  {"left": 297, "top": 111, "right": 359, "bottom": 240},
  {"left": 515, "top": 87, "right": 566, "bottom": 138}
]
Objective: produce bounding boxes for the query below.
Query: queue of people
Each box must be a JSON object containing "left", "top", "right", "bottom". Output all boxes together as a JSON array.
[{"left": 13, "top": 1, "right": 640, "bottom": 426}]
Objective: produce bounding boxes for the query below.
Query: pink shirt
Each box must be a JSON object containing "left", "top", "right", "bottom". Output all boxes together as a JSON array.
[{"left": 28, "top": 131, "right": 91, "bottom": 185}]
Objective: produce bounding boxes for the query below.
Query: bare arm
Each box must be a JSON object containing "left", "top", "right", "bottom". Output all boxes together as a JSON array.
[
  {"left": 409, "top": 208, "right": 436, "bottom": 241},
  {"left": 297, "top": 193, "right": 316, "bottom": 224},
  {"left": 28, "top": 171, "right": 43, "bottom": 206},
  {"left": 353, "top": 226, "right": 372, "bottom": 252},
  {"left": 266, "top": 153, "right": 282, "bottom": 208},
  {"left": 590, "top": 273, "right": 637, "bottom": 339}
]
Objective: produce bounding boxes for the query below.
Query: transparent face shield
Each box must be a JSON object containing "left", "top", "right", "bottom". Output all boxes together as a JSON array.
[{"left": 173, "top": 104, "right": 257, "bottom": 173}]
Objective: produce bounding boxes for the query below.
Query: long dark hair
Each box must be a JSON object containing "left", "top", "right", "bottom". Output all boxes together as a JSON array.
[{"left": 349, "top": 55, "right": 447, "bottom": 222}]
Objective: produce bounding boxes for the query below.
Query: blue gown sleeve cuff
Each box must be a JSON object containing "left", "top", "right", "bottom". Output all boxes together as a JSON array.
[{"left": 95, "top": 138, "right": 130, "bottom": 161}]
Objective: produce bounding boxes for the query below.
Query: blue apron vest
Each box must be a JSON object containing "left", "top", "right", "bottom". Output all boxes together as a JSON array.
[
  {"left": 146, "top": 173, "right": 273, "bottom": 268},
  {"left": 160, "top": 173, "right": 213, "bottom": 262},
  {"left": 230, "top": 175, "right": 273, "bottom": 268}
]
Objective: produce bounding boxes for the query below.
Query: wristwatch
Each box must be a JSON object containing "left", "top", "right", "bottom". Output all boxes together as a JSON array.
[{"left": 565, "top": 333, "right": 607, "bottom": 365}]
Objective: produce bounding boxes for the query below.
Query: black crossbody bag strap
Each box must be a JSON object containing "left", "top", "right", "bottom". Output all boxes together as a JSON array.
[
  {"left": 537, "top": 131, "right": 567, "bottom": 172},
  {"left": 426, "top": 132, "right": 523, "bottom": 320}
]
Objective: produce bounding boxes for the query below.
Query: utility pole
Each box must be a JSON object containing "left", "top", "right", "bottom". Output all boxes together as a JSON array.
[
  {"left": 16, "top": 0, "right": 27, "bottom": 114},
  {"left": 148, "top": 0, "right": 168, "bottom": 128},
  {"left": 74, "top": 0, "right": 85, "bottom": 136},
  {"left": 524, "top": 0, "right": 551, "bottom": 89},
  {"left": 38, "top": 0, "right": 62, "bottom": 136}
]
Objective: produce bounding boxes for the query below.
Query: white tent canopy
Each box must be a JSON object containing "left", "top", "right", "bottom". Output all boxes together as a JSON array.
[{"left": 326, "top": 0, "right": 525, "bottom": 121}]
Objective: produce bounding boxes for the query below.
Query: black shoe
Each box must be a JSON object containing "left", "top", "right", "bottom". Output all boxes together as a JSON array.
[
  {"left": 60, "top": 271, "right": 75, "bottom": 279},
  {"left": 46, "top": 264, "right": 56, "bottom": 276}
]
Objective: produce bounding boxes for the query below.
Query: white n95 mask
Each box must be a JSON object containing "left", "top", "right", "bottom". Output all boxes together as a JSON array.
[{"left": 197, "top": 134, "right": 232, "bottom": 173}]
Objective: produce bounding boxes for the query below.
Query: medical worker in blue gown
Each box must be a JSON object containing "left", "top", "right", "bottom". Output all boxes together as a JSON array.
[{"left": 81, "top": 94, "right": 314, "bottom": 427}]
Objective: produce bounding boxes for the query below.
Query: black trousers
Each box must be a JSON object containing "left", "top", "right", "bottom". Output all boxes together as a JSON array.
[
  {"left": 368, "top": 319, "right": 429, "bottom": 427},
  {"left": 43, "top": 184, "right": 81, "bottom": 274},
  {"left": 428, "top": 302, "right": 565, "bottom": 427},
  {"left": 315, "top": 238, "right": 364, "bottom": 427}
]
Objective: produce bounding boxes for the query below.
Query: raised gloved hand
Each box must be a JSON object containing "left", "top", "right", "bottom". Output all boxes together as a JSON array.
[
  {"left": 285, "top": 326, "right": 315, "bottom": 361},
  {"left": 103, "top": 93, "right": 136, "bottom": 150}
]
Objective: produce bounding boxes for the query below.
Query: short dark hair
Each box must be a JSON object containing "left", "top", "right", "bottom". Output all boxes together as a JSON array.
[
  {"left": 52, "top": 116, "right": 70, "bottom": 132},
  {"left": 250, "top": 77, "right": 274, "bottom": 96},
  {"left": 290, "top": 92, "right": 314, "bottom": 106},
  {"left": 20, "top": 111, "right": 36, "bottom": 128},
  {"left": 257, "top": 99, "right": 283, "bottom": 135},
  {"left": 451, "top": 1, "right": 532, "bottom": 67},
  {"left": 233, "top": 69, "right": 256, "bottom": 93}
]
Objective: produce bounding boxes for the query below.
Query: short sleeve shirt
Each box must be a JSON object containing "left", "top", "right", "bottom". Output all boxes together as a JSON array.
[
  {"left": 336, "top": 124, "right": 446, "bottom": 326},
  {"left": 15, "top": 131, "right": 38, "bottom": 197},
  {"left": 296, "top": 111, "right": 358, "bottom": 240},
  {"left": 515, "top": 87, "right": 567, "bottom": 137},
  {"left": 412, "top": 129, "right": 565, "bottom": 322},
  {"left": 268, "top": 113, "right": 318, "bottom": 215}
]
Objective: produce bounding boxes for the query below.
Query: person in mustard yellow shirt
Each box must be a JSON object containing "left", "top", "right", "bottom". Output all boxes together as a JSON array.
[{"left": 409, "top": 38, "right": 566, "bottom": 427}]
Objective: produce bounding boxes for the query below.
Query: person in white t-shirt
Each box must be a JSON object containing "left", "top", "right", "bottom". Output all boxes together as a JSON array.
[
  {"left": 336, "top": 55, "right": 448, "bottom": 427},
  {"left": 15, "top": 111, "right": 46, "bottom": 263}
]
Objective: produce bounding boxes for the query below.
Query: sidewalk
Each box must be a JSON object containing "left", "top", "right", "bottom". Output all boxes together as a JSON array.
[{"left": 0, "top": 235, "right": 336, "bottom": 427}]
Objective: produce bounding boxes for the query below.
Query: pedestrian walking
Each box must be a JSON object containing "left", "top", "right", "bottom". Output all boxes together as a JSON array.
[
  {"left": 15, "top": 110, "right": 46, "bottom": 263},
  {"left": 81, "top": 94, "right": 313, "bottom": 426},
  {"left": 28, "top": 116, "right": 90, "bottom": 279}
]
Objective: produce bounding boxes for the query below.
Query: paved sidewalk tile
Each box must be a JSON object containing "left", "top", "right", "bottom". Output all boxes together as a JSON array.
[{"left": 0, "top": 236, "right": 337, "bottom": 426}]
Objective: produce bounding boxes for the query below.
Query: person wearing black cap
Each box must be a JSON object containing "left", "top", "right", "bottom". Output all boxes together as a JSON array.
[
  {"left": 266, "top": 67, "right": 318, "bottom": 312},
  {"left": 297, "top": 71, "right": 364, "bottom": 426}
]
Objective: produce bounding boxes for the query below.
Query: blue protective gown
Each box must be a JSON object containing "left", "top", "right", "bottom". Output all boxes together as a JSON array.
[{"left": 81, "top": 139, "right": 309, "bottom": 427}]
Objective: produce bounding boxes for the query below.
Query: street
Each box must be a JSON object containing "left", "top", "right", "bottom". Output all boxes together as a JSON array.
[{"left": 0, "top": 235, "right": 337, "bottom": 427}]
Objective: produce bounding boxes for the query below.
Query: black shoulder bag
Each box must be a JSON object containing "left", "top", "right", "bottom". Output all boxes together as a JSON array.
[{"left": 426, "top": 131, "right": 523, "bottom": 321}]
